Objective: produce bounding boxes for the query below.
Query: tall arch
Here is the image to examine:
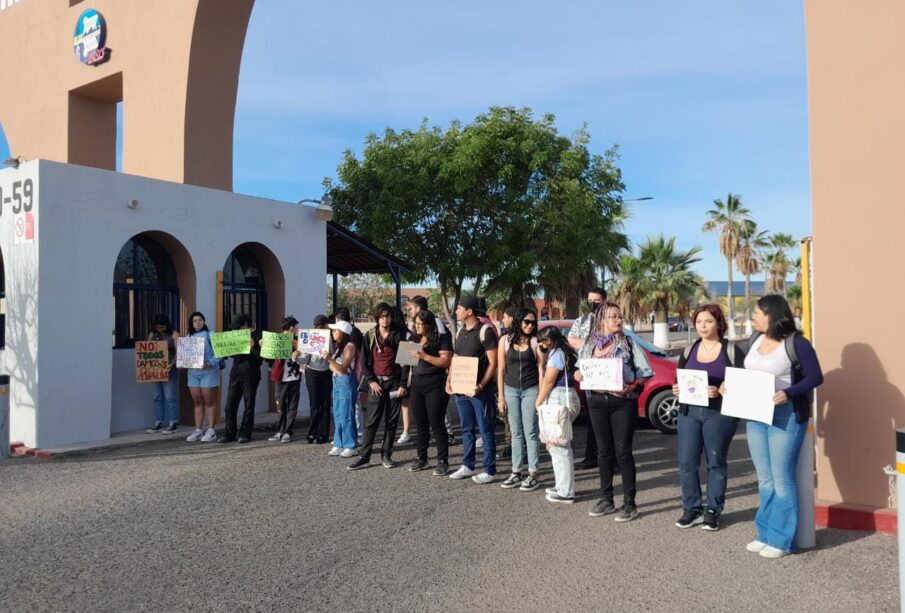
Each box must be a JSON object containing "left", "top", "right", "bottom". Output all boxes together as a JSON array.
[{"left": 222, "top": 242, "right": 285, "bottom": 333}]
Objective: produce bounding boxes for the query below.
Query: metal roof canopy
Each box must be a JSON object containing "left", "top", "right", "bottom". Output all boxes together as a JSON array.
[{"left": 326, "top": 221, "right": 414, "bottom": 307}]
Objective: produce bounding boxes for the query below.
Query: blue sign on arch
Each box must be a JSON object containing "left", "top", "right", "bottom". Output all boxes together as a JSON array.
[{"left": 73, "top": 9, "right": 110, "bottom": 66}]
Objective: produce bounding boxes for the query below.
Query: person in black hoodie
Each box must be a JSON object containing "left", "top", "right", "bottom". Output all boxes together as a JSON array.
[
  {"left": 348, "top": 303, "right": 411, "bottom": 470},
  {"left": 218, "top": 313, "right": 263, "bottom": 444}
]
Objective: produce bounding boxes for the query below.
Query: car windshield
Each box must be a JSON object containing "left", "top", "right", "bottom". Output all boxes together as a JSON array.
[{"left": 624, "top": 329, "right": 667, "bottom": 357}]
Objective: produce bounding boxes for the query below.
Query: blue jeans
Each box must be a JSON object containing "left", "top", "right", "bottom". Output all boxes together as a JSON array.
[
  {"left": 152, "top": 368, "right": 180, "bottom": 424},
  {"left": 504, "top": 384, "right": 540, "bottom": 474},
  {"left": 746, "top": 403, "right": 807, "bottom": 552},
  {"left": 455, "top": 389, "right": 496, "bottom": 474},
  {"left": 677, "top": 406, "right": 738, "bottom": 514},
  {"left": 332, "top": 373, "right": 358, "bottom": 449}
]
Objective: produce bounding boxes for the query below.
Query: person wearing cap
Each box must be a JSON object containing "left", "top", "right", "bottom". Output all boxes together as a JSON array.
[
  {"left": 267, "top": 316, "right": 302, "bottom": 444},
  {"left": 218, "top": 313, "right": 263, "bottom": 444},
  {"left": 300, "top": 314, "right": 332, "bottom": 444},
  {"left": 334, "top": 307, "right": 366, "bottom": 439},
  {"left": 446, "top": 296, "right": 499, "bottom": 483},
  {"left": 348, "top": 303, "right": 411, "bottom": 470},
  {"left": 324, "top": 319, "right": 359, "bottom": 457}
]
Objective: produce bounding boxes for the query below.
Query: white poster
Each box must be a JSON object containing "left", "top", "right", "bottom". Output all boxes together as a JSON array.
[
  {"left": 720, "top": 367, "right": 776, "bottom": 424},
  {"left": 396, "top": 341, "right": 422, "bottom": 367},
  {"left": 578, "top": 358, "right": 623, "bottom": 392},
  {"left": 677, "top": 369, "right": 710, "bottom": 406},
  {"left": 176, "top": 336, "right": 205, "bottom": 369}
]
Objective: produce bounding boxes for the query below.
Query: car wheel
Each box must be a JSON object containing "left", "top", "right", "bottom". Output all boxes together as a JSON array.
[{"left": 647, "top": 389, "right": 679, "bottom": 434}]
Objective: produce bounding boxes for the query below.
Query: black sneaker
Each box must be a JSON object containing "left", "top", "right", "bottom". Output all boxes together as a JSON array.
[
  {"left": 237, "top": 437, "right": 250, "bottom": 444},
  {"left": 408, "top": 459, "right": 430, "bottom": 472},
  {"left": 447, "top": 433, "right": 456, "bottom": 447},
  {"left": 217, "top": 436, "right": 235, "bottom": 444},
  {"left": 432, "top": 462, "right": 449, "bottom": 476},
  {"left": 675, "top": 510, "right": 704, "bottom": 529},
  {"left": 495, "top": 445, "right": 511, "bottom": 460},
  {"left": 701, "top": 511, "right": 720, "bottom": 531},
  {"left": 614, "top": 504, "right": 639, "bottom": 522},
  {"left": 500, "top": 473, "right": 523, "bottom": 489},
  {"left": 161, "top": 423, "right": 178, "bottom": 435},
  {"left": 588, "top": 498, "right": 616, "bottom": 517},
  {"left": 381, "top": 457, "right": 396, "bottom": 469},
  {"left": 575, "top": 459, "right": 598, "bottom": 470},
  {"left": 347, "top": 456, "right": 370, "bottom": 471}
]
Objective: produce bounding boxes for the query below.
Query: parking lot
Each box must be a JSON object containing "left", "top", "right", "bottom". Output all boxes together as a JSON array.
[{"left": 0, "top": 423, "right": 898, "bottom": 612}]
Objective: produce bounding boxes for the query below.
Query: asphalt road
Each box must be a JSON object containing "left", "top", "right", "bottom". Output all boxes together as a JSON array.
[{"left": 0, "top": 424, "right": 897, "bottom": 613}]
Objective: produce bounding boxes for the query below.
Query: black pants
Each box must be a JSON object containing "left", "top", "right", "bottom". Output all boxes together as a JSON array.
[
  {"left": 224, "top": 375, "right": 261, "bottom": 440},
  {"left": 583, "top": 403, "right": 598, "bottom": 462},
  {"left": 587, "top": 392, "right": 637, "bottom": 505},
  {"left": 305, "top": 369, "right": 332, "bottom": 441},
  {"left": 410, "top": 373, "right": 448, "bottom": 464},
  {"left": 359, "top": 378, "right": 403, "bottom": 460},
  {"left": 276, "top": 379, "right": 301, "bottom": 436}
]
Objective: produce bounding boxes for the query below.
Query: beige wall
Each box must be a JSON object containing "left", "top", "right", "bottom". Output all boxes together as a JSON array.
[
  {"left": 0, "top": 0, "right": 254, "bottom": 190},
  {"left": 806, "top": 0, "right": 905, "bottom": 509}
]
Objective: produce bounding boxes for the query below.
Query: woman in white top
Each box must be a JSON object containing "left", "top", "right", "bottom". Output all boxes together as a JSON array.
[{"left": 324, "top": 320, "right": 359, "bottom": 457}]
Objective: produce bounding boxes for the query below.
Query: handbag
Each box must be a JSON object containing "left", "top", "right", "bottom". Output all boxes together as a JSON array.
[{"left": 538, "top": 356, "right": 577, "bottom": 446}]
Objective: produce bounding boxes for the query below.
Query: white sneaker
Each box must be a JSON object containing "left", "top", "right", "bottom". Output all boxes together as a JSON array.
[
  {"left": 268, "top": 433, "right": 282, "bottom": 442},
  {"left": 448, "top": 465, "right": 476, "bottom": 480},
  {"left": 340, "top": 448, "right": 357, "bottom": 458},
  {"left": 328, "top": 446, "right": 343, "bottom": 456},
  {"left": 280, "top": 433, "right": 291, "bottom": 443},
  {"left": 396, "top": 432, "right": 411, "bottom": 445},
  {"left": 544, "top": 487, "right": 558, "bottom": 496},
  {"left": 759, "top": 545, "right": 788, "bottom": 559},
  {"left": 746, "top": 540, "right": 768, "bottom": 553},
  {"left": 476, "top": 437, "right": 483, "bottom": 448},
  {"left": 471, "top": 472, "right": 495, "bottom": 484},
  {"left": 185, "top": 429, "right": 203, "bottom": 442},
  {"left": 200, "top": 428, "right": 217, "bottom": 443}
]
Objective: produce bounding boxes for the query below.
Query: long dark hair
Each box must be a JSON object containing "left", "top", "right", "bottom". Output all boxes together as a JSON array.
[
  {"left": 537, "top": 325, "right": 577, "bottom": 373},
  {"left": 757, "top": 295, "right": 797, "bottom": 340},
  {"left": 187, "top": 311, "right": 208, "bottom": 335},
  {"left": 152, "top": 313, "right": 174, "bottom": 336},
  {"left": 414, "top": 310, "right": 439, "bottom": 346},
  {"left": 332, "top": 330, "right": 351, "bottom": 359},
  {"left": 508, "top": 307, "right": 538, "bottom": 346}
]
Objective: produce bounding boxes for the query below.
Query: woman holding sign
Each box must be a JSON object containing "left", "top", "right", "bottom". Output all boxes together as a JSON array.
[
  {"left": 325, "top": 320, "right": 359, "bottom": 457},
  {"left": 726, "top": 295, "right": 823, "bottom": 558},
  {"left": 185, "top": 312, "right": 222, "bottom": 443},
  {"left": 575, "top": 303, "right": 652, "bottom": 522},
  {"left": 146, "top": 314, "right": 180, "bottom": 435},
  {"left": 671, "top": 304, "right": 745, "bottom": 531}
]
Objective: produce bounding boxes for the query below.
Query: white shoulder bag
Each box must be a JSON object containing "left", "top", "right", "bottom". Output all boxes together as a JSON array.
[{"left": 537, "top": 356, "right": 577, "bottom": 447}]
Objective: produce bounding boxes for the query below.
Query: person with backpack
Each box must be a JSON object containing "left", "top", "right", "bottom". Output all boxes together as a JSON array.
[
  {"left": 446, "top": 296, "right": 499, "bottom": 483},
  {"left": 671, "top": 304, "right": 746, "bottom": 531},
  {"left": 535, "top": 325, "right": 580, "bottom": 503},
  {"left": 347, "top": 303, "right": 411, "bottom": 470},
  {"left": 723, "top": 295, "right": 823, "bottom": 558},
  {"left": 576, "top": 302, "right": 653, "bottom": 522},
  {"left": 145, "top": 313, "right": 180, "bottom": 435},
  {"left": 496, "top": 307, "right": 544, "bottom": 491},
  {"left": 267, "top": 316, "right": 302, "bottom": 444},
  {"left": 218, "top": 314, "right": 263, "bottom": 444},
  {"left": 184, "top": 311, "right": 222, "bottom": 443}
]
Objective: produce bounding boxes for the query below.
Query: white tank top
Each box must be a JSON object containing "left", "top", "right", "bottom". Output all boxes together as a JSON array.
[{"left": 744, "top": 336, "right": 792, "bottom": 391}]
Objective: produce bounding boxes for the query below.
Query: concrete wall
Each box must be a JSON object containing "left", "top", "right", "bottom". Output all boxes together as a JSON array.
[
  {"left": 805, "top": 0, "right": 905, "bottom": 510},
  {"left": 2, "top": 159, "right": 324, "bottom": 448}
]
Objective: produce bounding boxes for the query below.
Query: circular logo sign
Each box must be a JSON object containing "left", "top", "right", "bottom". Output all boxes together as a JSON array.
[{"left": 73, "top": 9, "right": 109, "bottom": 66}]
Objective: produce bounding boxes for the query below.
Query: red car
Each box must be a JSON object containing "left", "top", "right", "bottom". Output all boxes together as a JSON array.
[{"left": 539, "top": 320, "right": 680, "bottom": 434}]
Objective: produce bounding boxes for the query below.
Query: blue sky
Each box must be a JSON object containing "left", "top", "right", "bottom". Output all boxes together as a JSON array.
[{"left": 1, "top": 0, "right": 811, "bottom": 281}]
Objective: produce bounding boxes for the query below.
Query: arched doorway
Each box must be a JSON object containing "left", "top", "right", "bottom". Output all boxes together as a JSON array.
[
  {"left": 111, "top": 231, "right": 197, "bottom": 433},
  {"left": 222, "top": 242, "right": 284, "bottom": 332}
]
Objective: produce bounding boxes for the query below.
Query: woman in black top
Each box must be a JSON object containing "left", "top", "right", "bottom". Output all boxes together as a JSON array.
[
  {"left": 496, "top": 307, "right": 544, "bottom": 492},
  {"left": 406, "top": 310, "right": 453, "bottom": 476}
]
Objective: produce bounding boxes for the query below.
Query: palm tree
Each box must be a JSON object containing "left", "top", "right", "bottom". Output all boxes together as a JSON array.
[
  {"left": 702, "top": 193, "right": 752, "bottom": 337},
  {"left": 766, "top": 233, "right": 796, "bottom": 295},
  {"left": 634, "top": 235, "right": 706, "bottom": 348},
  {"left": 611, "top": 253, "right": 649, "bottom": 328},
  {"left": 736, "top": 221, "right": 769, "bottom": 334}
]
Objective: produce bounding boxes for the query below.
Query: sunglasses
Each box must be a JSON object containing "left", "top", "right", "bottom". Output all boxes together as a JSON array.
[{"left": 521, "top": 319, "right": 537, "bottom": 326}]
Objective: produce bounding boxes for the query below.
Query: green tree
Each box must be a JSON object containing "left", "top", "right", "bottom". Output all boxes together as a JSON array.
[
  {"left": 702, "top": 193, "right": 752, "bottom": 329},
  {"left": 736, "top": 220, "right": 769, "bottom": 323},
  {"left": 325, "top": 274, "right": 394, "bottom": 319},
  {"left": 611, "top": 253, "right": 650, "bottom": 328}
]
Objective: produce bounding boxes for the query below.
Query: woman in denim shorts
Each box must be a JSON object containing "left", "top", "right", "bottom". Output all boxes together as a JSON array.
[{"left": 185, "top": 311, "right": 222, "bottom": 443}]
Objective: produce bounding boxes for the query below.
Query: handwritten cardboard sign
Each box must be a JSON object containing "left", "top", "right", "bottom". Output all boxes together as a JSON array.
[
  {"left": 396, "top": 341, "right": 422, "bottom": 367},
  {"left": 210, "top": 329, "right": 252, "bottom": 358},
  {"left": 135, "top": 341, "right": 170, "bottom": 383},
  {"left": 677, "top": 368, "right": 709, "bottom": 406},
  {"left": 298, "top": 329, "right": 331, "bottom": 356},
  {"left": 176, "top": 336, "right": 205, "bottom": 369},
  {"left": 578, "top": 358, "right": 624, "bottom": 392},
  {"left": 261, "top": 331, "right": 294, "bottom": 360},
  {"left": 449, "top": 356, "right": 479, "bottom": 394}
]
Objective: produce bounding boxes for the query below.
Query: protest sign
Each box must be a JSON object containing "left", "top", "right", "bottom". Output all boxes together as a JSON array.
[
  {"left": 261, "top": 331, "right": 294, "bottom": 360},
  {"left": 449, "top": 356, "right": 479, "bottom": 394},
  {"left": 176, "top": 336, "right": 205, "bottom": 369},
  {"left": 210, "top": 329, "right": 252, "bottom": 358},
  {"left": 677, "top": 368, "right": 710, "bottom": 406},
  {"left": 298, "top": 329, "right": 331, "bottom": 356},
  {"left": 396, "top": 341, "right": 422, "bottom": 367},
  {"left": 135, "top": 341, "right": 170, "bottom": 383},
  {"left": 721, "top": 367, "right": 776, "bottom": 424},
  {"left": 577, "top": 358, "right": 624, "bottom": 392}
]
